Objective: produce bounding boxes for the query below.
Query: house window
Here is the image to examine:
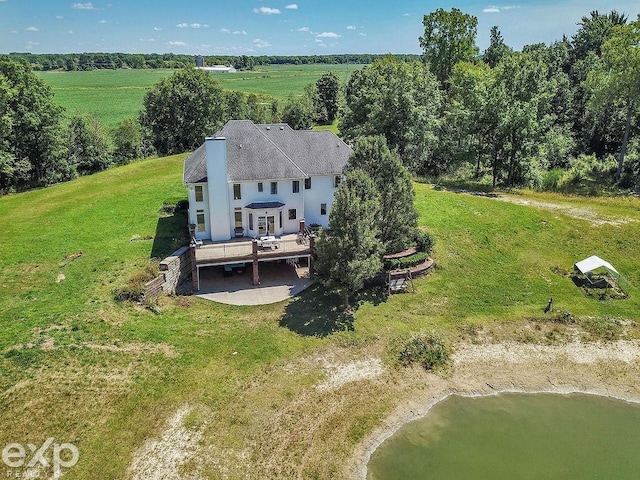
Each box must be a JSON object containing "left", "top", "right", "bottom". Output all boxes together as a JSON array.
[
  {"left": 258, "top": 182, "right": 263, "bottom": 193},
  {"left": 292, "top": 180, "right": 300, "bottom": 193},
  {"left": 321, "top": 203, "right": 327, "bottom": 215},
  {"left": 271, "top": 182, "right": 278, "bottom": 194},
  {"left": 234, "top": 209, "right": 242, "bottom": 228},
  {"left": 288, "top": 209, "right": 297, "bottom": 220},
  {"left": 194, "top": 185, "right": 204, "bottom": 202},
  {"left": 196, "top": 210, "right": 205, "bottom": 232},
  {"left": 233, "top": 183, "right": 241, "bottom": 200},
  {"left": 249, "top": 213, "right": 254, "bottom": 231},
  {"left": 334, "top": 175, "right": 342, "bottom": 188},
  {"left": 279, "top": 211, "right": 283, "bottom": 228},
  {"left": 304, "top": 177, "right": 311, "bottom": 190}
]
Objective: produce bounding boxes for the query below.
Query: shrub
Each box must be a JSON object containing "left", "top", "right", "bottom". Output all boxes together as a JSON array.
[
  {"left": 388, "top": 252, "right": 429, "bottom": 270},
  {"left": 414, "top": 231, "right": 434, "bottom": 254},
  {"left": 390, "top": 332, "right": 450, "bottom": 371}
]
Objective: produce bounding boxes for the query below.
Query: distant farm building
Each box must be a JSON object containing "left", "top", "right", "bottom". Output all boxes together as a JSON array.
[{"left": 195, "top": 55, "right": 236, "bottom": 73}]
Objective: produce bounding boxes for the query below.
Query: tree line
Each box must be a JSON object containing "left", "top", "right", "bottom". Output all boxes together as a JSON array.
[{"left": 6, "top": 52, "right": 419, "bottom": 72}]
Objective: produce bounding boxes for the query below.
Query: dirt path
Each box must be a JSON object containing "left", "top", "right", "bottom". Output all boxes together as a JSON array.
[{"left": 495, "top": 195, "right": 633, "bottom": 226}]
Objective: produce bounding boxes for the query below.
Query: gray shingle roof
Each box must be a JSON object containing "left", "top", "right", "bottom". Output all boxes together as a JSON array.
[
  {"left": 183, "top": 120, "right": 352, "bottom": 184},
  {"left": 183, "top": 143, "right": 207, "bottom": 183}
]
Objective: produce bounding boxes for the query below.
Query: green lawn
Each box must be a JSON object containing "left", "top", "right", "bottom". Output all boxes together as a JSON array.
[
  {"left": 0, "top": 158, "right": 638, "bottom": 478},
  {"left": 36, "top": 64, "right": 361, "bottom": 128}
]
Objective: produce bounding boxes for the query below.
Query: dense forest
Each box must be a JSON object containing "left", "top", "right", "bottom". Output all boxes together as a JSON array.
[{"left": 1, "top": 9, "right": 639, "bottom": 194}]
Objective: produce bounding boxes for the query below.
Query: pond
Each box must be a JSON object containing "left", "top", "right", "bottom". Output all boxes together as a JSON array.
[{"left": 367, "top": 393, "right": 640, "bottom": 480}]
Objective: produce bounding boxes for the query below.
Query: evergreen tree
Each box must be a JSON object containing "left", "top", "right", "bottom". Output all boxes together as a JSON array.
[
  {"left": 345, "top": 136, "right": 418, "bottom": 254},
  {"left": 315, "top": 170, "right": 383, "bottom": 306}
]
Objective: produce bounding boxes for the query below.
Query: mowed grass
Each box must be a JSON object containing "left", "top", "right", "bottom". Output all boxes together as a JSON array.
[
  {"left": 36, "top": 64, "right": 361, "bottom": 127},
  {"left": 0, "top": 159, "right": 639, "bottom": 478}
]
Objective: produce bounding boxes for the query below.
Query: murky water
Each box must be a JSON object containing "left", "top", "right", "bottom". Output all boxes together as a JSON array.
[{"left": 367, "top": 393, "right": 640, "bottom": 479}]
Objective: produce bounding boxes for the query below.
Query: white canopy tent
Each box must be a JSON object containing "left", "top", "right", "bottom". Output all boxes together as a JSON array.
[{"left": 574, "top": 255, "right": 620, "bottom": 284}]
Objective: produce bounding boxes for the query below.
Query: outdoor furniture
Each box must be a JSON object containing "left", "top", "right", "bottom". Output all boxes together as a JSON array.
[
  {"left": 258, "top": 235, "right": 279, "bottom": 250},
  {"left": 191, "top": 237, "right": 203, "bottom": 248}
]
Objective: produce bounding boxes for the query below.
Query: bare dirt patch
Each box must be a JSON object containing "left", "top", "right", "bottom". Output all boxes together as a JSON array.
[
  {"left": 495, "top": 196, "right": 633, "bottom": 226},
  {"left": 316, "top": 358, "right": 384, "bottom": 391},
  {"left": 126, "top": 405, "right": 205, "bottom": 480}
]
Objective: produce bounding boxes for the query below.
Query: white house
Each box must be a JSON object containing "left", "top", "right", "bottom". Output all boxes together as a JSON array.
[{"left": 183, "top": 120, "right": 352, "bottom": 242}]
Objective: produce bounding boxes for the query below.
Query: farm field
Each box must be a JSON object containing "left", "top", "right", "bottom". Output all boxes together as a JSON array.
[
  {"left": 36, "top": 64, "right": 362, "bottom": 128},
  {"left": 0, "top": 156, "right": 639, "bottom": 478}
]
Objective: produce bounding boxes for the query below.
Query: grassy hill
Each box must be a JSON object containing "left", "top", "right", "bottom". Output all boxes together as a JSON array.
[
  {"left": 0, "top": 157, "right": 638, "bottom": 478},
  {"left": 36, "top": 64, "right": 361, "bottom": 127}
]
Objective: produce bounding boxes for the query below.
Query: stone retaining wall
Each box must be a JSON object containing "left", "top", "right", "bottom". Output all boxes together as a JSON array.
[{"left": 144, "top": 245, "right": 192, "bottom": 299}]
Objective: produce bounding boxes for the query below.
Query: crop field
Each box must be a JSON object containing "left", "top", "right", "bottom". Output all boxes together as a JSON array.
[
  {"left": 36, "top": 64, "right": 362, "bottom": 128},
  {"left": 1, "top": 154, "right": 639, "bottom": 478}
]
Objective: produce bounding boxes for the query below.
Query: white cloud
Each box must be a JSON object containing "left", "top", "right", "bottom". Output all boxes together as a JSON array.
[
  {"left": 140, "top": 38, "right": 155, "bottom": 42},
  {"left": 233, "top": 30, "right": 247, "bottom": 35},
  {"left": 253, "top": 38, "right": 271, "bottom": 48},
  {"left": 26, "top": 41, "right": 40, "bottom": 47},
  {"left": 98, "top": 20, "right": 110, "bottom": 24},
  {"left": 483, "top": 6, "right": 500, "bottom": 13},
  {"left": 220, "top": 28, "right": 231, "bottom": 33},
  {"left": 167, "top": 41, "right": 187, "bottom": 46},
  {"left": 56, "top": 15, "right": 64, "bottom": 19},
  {"left": 178, "top": 22, "right": 208, "bottom": 28},
  {"left": 402, "top": 13, "right": 411, "bottom": 16},
  {"left": 154, "top": 26, "right": 162, "bottom": 31},
  {"left": 297, "top": 26, "right": 310, "bottom": 32},
  {"left": 11, "top": 30, "right": 18, "bottom": 34},
  {"left": 253, "top": 7, "right": 280, "bottom": 15},
  {"left": 346, "top": 25, "right": 356, "bottom": 30},
  {"left": 285, "top": 4, "right": 298, "bottom": 9},
  {"left": 359, "top": 32, "right": 367, "bottom": 36},
  {"left": 316, "top": 31, "right": 340, "bottom": 38},
  {"left": 502, "top": 5, "right": 520, "bottom": 10},
  {"left": 24, "top": 26, "right": 39, "bottom": 31},
  {"left": 66, "top": 30, "right": 74, "bottom": 34},
  {"left": 72, "top": 2, "right": 97, "bottom": 10}
]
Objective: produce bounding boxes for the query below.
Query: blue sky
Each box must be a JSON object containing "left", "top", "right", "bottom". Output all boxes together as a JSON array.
[{"left": 1, "top": 1, "right": 638, "bottom": 55}]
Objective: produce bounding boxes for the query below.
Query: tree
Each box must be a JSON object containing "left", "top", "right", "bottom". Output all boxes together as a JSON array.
[
  {"left": 586, "top": 20, "right": 640, "bottom": 181},
  {"left": 112, "top": 118, "right": 143, "bottom": 165},
  {"left": 0, "top": 57, "right": 70, "bottom": 189},
  {"left": 484, "top": 26, "right": 511, "bottom": 68},
  {"left": 281, "top": 95, "right": 314, "bottom": 130},
  {"left": 419, "top": 8, "right": 479, "bottom": 85},
  {"left": 345, "top": 136, "right": 417, "bottom": 254},
  {"left": 140, "top": 67, "right": 226, "bottom": 155},
  {"left": 314, "top": 170, "right": 383, "bottom": 306},
  {"left": 314, "top": 72, "right": 340, "bottom": 124},
  {"left": 224, "top": 91, "right": 249, "bottom": 120},
  {"left": 341, "top": 58, "right": 443, "bottom": 174},
  {"left": 67, "top": 115, "right": 112, "bottom": 175}
]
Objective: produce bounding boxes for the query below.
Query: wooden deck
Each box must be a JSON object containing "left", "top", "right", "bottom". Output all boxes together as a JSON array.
[{"left": 195, "top": 234, "right": 312, "bottom": 267}]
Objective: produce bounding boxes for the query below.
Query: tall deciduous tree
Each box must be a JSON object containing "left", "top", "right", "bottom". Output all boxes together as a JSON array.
[
  {"left": 314, "top": 72, "right": 340, "bottom": 124},
  {"left": 419, "top": 8, "right": 479, "bottom": 85},
  {"left": 112, "top": 118, "right": 143, "bottom": 165},
  {"left": 140, "top": 67, "right": 225, "bottom": 155},
  {"left": 345, "top": 136, "right": 417, "bottom": 254},
  {"left": 0, "top": 57, "right": 69, "bottom": 189},
  {"left": 67, "top": 115, "right": 112, "bottom": 175},
  {"left": 341, "top": 58, "right": 443, "bottom": 174},
  {"left": 281, "top": 95, "right": 314, "bottom": 130},
  {"left": 315, "top": 170, "right": 382, "bottom": 306},
  {"left": 587, "top": 20, "right": 640, "bottom": 182}
]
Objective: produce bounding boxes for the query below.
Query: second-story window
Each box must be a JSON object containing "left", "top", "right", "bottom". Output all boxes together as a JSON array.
[
  {"left": 258, "top": 182, "right": 263, "bottom": 192},
  {"left": 304, "top": 177, "right": 311, "bottom": 190},
  {"left": 233, "top": 183, "right": 241, "bottom": 200},
  {"left": 334, "top": 175, "right": 342, "bottom": 188},
  {"left": 292, "top": 180, "right": 300, "bottom": 193},
  {"left": 271, "top": 182, "right": 278, "bottom": 194},
  {"left": 195, "top": 185, "right": 203, "bottom": 202}
]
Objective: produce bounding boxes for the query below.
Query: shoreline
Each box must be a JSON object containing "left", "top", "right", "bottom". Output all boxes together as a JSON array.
[{"left": 347, "top": 339, "right": 640, "bottom": 480}]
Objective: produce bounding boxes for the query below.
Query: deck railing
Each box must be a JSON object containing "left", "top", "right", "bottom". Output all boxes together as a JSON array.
[{"left": 195, "top": 237, "right": 312, "bottom": 264}]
